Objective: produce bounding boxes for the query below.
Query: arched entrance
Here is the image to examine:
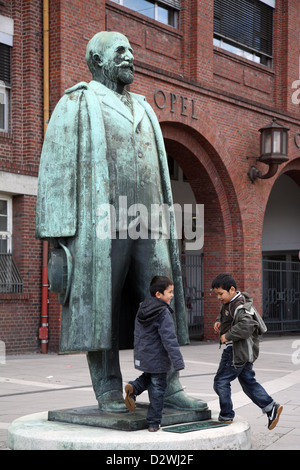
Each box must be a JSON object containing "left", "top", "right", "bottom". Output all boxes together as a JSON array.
[
  {"left": 167, "top": 151, "right": 204, "bottom": 338},
  {"left": 161, "top": 121, "right": 244, "bottom": 340},
  {"left": 262, "top": 171, "right": 300, "bottom": 333}
]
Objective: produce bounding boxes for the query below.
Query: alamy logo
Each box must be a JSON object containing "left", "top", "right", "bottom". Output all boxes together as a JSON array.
[
  {"left": 95, "top": 196, "right": 204, "bottom": 251},
  {"left": 0, "top": 340, "right": 5, "bottom": 365},
  {"left": 291, "top": 339, "right": 300, "bottom": 365},
  {"left": 291, "top": 80, "right": 300, "bottom": 105}
]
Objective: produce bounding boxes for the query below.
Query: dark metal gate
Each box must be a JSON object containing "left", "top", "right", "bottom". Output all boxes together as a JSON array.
[
  {"left": 263, "top": 258, "right": 300, "bottom": 333},
  {"left": 181, "top": 254, "right": 204, "bottom": 338}
]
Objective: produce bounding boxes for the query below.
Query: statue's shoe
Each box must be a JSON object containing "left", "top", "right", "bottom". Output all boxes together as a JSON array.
[
  {"left": 98, "top": 390, "right": 128, "bottom": 413},
  {"left": 164, "top": 390, "right": 208, "bottom": 411}
]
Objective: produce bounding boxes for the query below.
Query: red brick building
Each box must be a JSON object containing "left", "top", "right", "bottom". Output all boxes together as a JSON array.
[{"left": 1, "top": 0, "right": 300, "bottom": 354}]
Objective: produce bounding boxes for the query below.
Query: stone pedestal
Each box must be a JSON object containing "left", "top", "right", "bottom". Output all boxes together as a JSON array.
[{"left": 8, "top": 410, "right": 251, "bottom": 450}]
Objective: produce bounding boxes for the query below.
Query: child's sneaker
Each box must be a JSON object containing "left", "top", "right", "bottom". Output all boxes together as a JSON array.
[
  {"left": 267, "top": 403, "right": 283, "bottom": 430},
  {"left": 124, "top": 383, "right": 136, "bottom": 411},
  {"left": 148, "top": 425, "right": 160, "bottom": 432},
  {"left": 218, "top": 414, "right": 233, "bottom": 424},
  {"left": 218, "top": 417, "right": 233, "bottom": 424}
]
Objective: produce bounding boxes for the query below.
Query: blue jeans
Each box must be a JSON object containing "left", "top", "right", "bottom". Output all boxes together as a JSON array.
[
  {"left": 130, "top": 372, "right": 167, "bottom": 426},
  {"left": 213, "top": 346, "right": 274, "bottom": 420}
]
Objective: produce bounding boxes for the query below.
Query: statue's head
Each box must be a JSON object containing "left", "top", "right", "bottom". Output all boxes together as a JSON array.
[{"left": 86, "top": 31, "right": 134, "bottom": 87}]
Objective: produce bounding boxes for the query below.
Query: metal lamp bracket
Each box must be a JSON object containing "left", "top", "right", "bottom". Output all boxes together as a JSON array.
[{"left": 248, "top": 162, "right": 279, "bottom": 183}]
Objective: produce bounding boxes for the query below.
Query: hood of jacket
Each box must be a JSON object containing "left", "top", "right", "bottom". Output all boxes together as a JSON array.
[
  {"left": 137, "top": 297, "right": 173, "bottom": 326},
  {"left": 231, "top": 292, "right": 254, "bottom": 324},
  {"left": 239, "top": 291, "right": 253, "bottom": 311}
]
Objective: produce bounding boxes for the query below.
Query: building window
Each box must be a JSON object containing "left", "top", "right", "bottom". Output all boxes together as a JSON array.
[
  {"left": 111, "top": 0, "right": 180, "bottom": 28},
  {"left": 0, "top": 196, "right": 12, "bottom": 253},
  {"left": 0, "top": 196, "right": 23, "bottom": 293},
  {"left": 0, "top": 82, "right": 9, "bottom": 132},
  {"left": 0, "top": 41, "right": 12, "bottom": 132},
  {"left": 213, "top": 0, "right": 274, "bottom": 66}
]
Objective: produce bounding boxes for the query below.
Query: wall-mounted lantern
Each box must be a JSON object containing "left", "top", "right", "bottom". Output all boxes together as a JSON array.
[{"left": 248, "top": 118, "right": 289, "bottom": 183}]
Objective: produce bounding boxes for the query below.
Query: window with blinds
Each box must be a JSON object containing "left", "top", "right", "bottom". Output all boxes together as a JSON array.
[
  {"left": 111, "top": 0, "right": 180, "bottom": 28},
  {"left": 214, "top": 0, "right": 273, "bottom": 66},
  {"left": 0, "top": 43, "right": 11, "bottom": 132},
  {"left": 0, "top": 43, "right": 11, "bottom": 84}
]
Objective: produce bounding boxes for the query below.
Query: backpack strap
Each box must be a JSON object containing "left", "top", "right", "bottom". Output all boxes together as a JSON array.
[{"left": 234, "top": 305, "right": 267, "bottom": 335}]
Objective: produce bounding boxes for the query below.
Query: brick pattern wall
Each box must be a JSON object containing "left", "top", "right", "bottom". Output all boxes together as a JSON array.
[
  {"left": 0, "top": 0, "right": 44, "bottom": 354},
  {"left": 0, "top": 194, "right": 42, "bottom": 354}
]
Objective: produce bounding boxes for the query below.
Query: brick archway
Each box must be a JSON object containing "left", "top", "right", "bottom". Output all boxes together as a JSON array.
[
  {"left": 279, "top": 157, "right": 300, "bottom": 187},
  {"left": 262, "top": 158, "right": 300, "bottom": 333},
  {"left": 161, "top": 121, "right": 244, "bottom": 339}
]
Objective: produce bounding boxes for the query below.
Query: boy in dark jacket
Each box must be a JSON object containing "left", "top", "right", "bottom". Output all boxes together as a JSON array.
[
  {"left": 124, "top": 276, "right": 185, "bottom": 432},
  {"left": 211, "top": 273, "right": 282, "bottom": 430}
]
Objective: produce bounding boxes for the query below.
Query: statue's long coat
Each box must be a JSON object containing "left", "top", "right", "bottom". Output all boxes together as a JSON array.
[{"left": 36, "top": 81, "right": 189, "bottom": 352}]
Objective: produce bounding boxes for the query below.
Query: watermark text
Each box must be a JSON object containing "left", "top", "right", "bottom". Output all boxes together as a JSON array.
[{"left": 95, "top": 197, "right": 204, "bottom": 251}]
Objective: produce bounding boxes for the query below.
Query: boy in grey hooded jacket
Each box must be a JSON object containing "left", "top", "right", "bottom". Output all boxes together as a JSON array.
[
  {"left": 124, "top": 276, "right": 185, "bottom": 431},
  {"left": 212, "top": 273, "right": 282, "bottom": 430}
]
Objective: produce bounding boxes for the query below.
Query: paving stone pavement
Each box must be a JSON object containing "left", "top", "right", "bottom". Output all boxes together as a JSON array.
[{"left": 1, "top": 335, "right": 299, "bottom": 450}]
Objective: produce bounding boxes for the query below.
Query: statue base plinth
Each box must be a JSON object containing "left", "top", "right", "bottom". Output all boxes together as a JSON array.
[
  {"left": 48, "top": 403, "right": 211, "bottom": 431},
  {"left": 8, "top": 410, "right": 251, "bottom": 450}
]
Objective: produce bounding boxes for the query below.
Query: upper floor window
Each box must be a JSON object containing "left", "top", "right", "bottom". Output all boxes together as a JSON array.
[
  {"left": 0, "top": 15, "right": 13, "bottom": 133},
  {"left": 214, "top": 0, "right": 274, "bottom": 67},
  {"left": 0, "top": 43, "right": 11, "bottom": 132},
  {"left": 111, "top": 0, "right": 180, "bottom": 28},
  {"left": 0, "top": 80, "right": 9, "bottom": 133}
]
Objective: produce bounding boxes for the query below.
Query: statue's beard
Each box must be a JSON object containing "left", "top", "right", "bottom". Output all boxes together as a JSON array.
[{"left": 101, "top": 61, "right": 134, "bottom": 88}]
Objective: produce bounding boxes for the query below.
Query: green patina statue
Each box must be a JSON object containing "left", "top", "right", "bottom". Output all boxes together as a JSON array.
[{"left": 36, "top": 31, "right": 207, "bottom": 414}]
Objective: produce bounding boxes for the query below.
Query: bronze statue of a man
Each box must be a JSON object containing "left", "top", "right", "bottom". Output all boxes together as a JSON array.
[{"left": 36, "top": 31, "right": 207, "bottom": 413}]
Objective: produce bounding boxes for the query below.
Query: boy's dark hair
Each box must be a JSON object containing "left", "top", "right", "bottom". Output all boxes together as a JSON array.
[
  {"left": 150, "top": 276, "right": 174, "bottom": 297},
  {"left": 211, "top": 273, "right": 237, "bottom": 291}
]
